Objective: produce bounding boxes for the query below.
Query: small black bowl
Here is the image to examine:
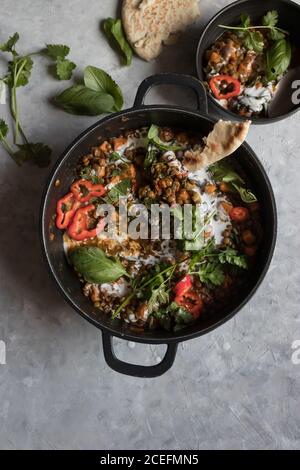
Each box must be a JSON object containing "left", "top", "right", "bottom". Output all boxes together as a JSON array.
[{"left": 196, "top": 0, "right": 300, "bottom": 124}]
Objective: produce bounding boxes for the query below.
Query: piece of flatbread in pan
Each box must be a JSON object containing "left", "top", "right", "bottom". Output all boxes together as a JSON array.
[
  {"left": 183, "top": 120, "right": 251, "bottom": 171},
  {"left": 122, "top": 0, "right": 200, "bottom": 61}
]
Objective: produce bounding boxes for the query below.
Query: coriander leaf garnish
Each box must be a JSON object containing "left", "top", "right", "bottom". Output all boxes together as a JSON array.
[
  {"left": 103, "top": 18, "right": 133, "bottom": 66},
  {"left": 14, "top": 142, "right": 52, "bottom": 167},
  {"left": 0, "top": 119, "right": 9, "bottom": 139},
  {"left": 0, "top": 32, "right": 19, "bottom": 54},
  {"left": 45, "top": 44, "right": 70, "bottom": 60},
  {"left": 197, "top": 261, "right": 225, "bottom": 286},
  {"left": 218, "top": 10, "right": 289, "bottom": 52},
  {"left": 56, "top": 57, "right": 76, "bottom": 80},
  {"left": 84, "top": 66, "right": 123, "bottom": 112},
  {"left": 44, "top": 44, "right": 76, "bottom": 80},
  {"left": 69, "top": 246, "right": 129, "bottom": 284}
]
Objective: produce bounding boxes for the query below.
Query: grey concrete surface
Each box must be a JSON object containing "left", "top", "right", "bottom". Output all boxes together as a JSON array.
[{"left": 0, "top": 0, "right": 300, "bottom": 450}]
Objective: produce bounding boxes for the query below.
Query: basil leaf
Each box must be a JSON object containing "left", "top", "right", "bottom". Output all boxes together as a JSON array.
[
  {"left": 84, "top": 66, "right": 123, "bottom": 111},
  {"left": 209, "top": 162, "right": 244, "bottom": 184},
  {"left": 103, "top": 18, "right": 133, "bottom": 66},
  {"left": 55, "top": 84, "right": 115, "bottom": 115},
  {"left": 56, "top": 57, "right": 76, "bottom": 80},
  {"left": 69, "top": 246, "right": 128, "bottom": 284},
  {"left": 104, "top": 178, "right": 131, "bottom": 203},
  {"left": 266, "top": 38, "right": 291, "bottom": 81},
  {"left": 232, "top": 183, "right": 257, "bottom": 203},
  {"left": 45, "top": 44, "right": 70, "bottom": 60}
]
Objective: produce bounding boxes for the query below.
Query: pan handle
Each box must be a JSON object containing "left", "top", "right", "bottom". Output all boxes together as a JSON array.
[
  {"left": 133, "top": 73, "right": 208, "bottom": 113},
  {"left": 102, "top": 331, "right": 178, "bottom": 378}
]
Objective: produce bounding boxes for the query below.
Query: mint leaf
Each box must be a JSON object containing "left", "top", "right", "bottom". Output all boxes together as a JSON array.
[
  {"left": 84, "top": 65, "right": 123, "bottom": 111},
  {"left": 56, "top": 57, "right": 76, "bottom": 80},
  {"left": 55, "top": 84, "right": 115, "bottom": 115},
  {"left": 232, "top": 183, "right": 257, "bottom": 203},
  {"left": 103, "top": 18, "right": 133, "bottom": 66},
  {"left": 45, "top": 44, "right": 70, "bottom": 60}
]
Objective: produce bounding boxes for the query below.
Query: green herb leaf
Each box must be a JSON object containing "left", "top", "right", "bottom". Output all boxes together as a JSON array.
[
  {"left": 240, "top": 14, "right": 251, "bottom": 28},
  {"left": 56, "top": 57, "right": 76, "bottom": 80},
  {"left": 232, "top": 183, "right": 257, "bottom": 203},
  {"left": 0, "top": 32, "right": 19, "bottom": 54},
  {"left": 147, "top": 125, "right": 182, "bottom": 152},
  {"left": 243, "top": 30, "right": 264, "bottom": 53},
  {"left": 144, "top": 145, "right": 159, "bottom": 168},
  {"left": 148, "top": 284, "right": 169, "bottom": 314},
  {"left": 266, "top": 38, "right": 291, "bottom": 81},
  {"left": 0, "top": 119, "right": 9, "bottom": 139},
  {"left": 198, "top": 261, "right": 225, "bottom": 286},
  {"left": 6, "top": 56, "right": 33, "bottom": 88},
  {"left": 55, "top": 84, "right": 115, "bottom": 115},
  {"left": 84, "top": 65, "right": 123, "bottom": 111},
  {"left": 14, "top": 142, "right": 52, "bottom": 167},
  {"left": 45, "top": 44, "right": 70, "bottom": 60},
  {"left": 103, "top": 18, "right": 133, "bottom": 66},
  {"left": 218, "top": 247, "right": 248, "bottom": 269},
  {"left": 104, "top": 178, "right": 131, "bottom": 203},
  {"left": 262, "top": 10, "right": 279, "bottom": 28},
  {"left": 69, "top": 246, "right": 128, "bottom": 284}
]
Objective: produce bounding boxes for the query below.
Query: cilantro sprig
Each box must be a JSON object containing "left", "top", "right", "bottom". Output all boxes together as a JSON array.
[
  {"left": 219, "top": 10, "right": 289, "bottom": 54},
  {"left": 0, "top": 33, "right": 77, "bottom": 166}
]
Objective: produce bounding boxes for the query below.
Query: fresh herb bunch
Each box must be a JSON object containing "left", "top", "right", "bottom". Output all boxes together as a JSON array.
[
  {"left": 209, "top": 161, "right": 257, "bottom": 203},
  {"left": 55, "top": 65, "right": 123, "bottom": 116},
  {"left": 219, "top": 10, "right": 291, "bottom": 79},
  {"left": 0, "top": 33, "right": 76, "bottom": 166}
]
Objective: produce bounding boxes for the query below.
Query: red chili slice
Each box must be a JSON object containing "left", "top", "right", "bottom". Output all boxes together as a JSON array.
[
  {"left": 209, "top": 75, "right": 241, "bottom": 100},
  {"left": 70, "top": 179, "right": 106, "bottom": 203}
]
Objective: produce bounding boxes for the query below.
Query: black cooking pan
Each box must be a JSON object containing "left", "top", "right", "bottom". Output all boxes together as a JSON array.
[{"left": 40, "top": 73, "right": 277, "bottom": 378}]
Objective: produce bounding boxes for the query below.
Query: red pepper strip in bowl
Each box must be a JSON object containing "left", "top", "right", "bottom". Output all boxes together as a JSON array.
[
  {"left": 70, "top": 179, "right": 106, "bottom": 203},
  {"left": 173, "top": 275, "right": 192, "bottom": 297},
  {"left": 56, "top": 192, "right": 81, "bottom": 230},
  {"left": 174, "top": 291, "right": 203, "bottom": 319},
  {"left": 209, "top": 75, "right": 241, "bottom": 100},
  {"left": 67, "top": 204, "right": 100, "bottom": 241}
]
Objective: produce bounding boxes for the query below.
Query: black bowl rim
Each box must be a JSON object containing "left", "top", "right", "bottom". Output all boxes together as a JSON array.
[
  {"left": 40, "top": 104, "right": 277, "bottom": 345},
  {"left": 196, "top": 0, "right": 300, "bottom": 125}
]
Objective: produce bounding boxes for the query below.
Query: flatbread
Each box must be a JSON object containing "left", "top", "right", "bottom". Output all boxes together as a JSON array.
[
  {"left": 183, "top": 120, "right": 251, "bottom": 171},
  {"left": 122, "top": 0, "right": 200, "bottom": 61}
]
